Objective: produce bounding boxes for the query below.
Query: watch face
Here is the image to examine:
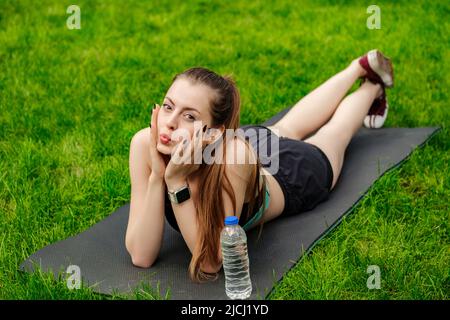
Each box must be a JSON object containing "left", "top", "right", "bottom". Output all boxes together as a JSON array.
[{"left": 176, "top": 186, "right": 191, "bottom": 203}]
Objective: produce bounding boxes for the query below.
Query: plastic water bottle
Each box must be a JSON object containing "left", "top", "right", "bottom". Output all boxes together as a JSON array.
[{"left": 220, "top": 216, "right": 252, "bottom": 300}]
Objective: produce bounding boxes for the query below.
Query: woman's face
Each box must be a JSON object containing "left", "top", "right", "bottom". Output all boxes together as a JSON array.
[{"left": 156, "top": 78, "right": 218, "bottom": 155}]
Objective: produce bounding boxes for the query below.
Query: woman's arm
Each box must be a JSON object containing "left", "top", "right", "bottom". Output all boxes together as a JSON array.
[
  {"left": 165, "top": 138, "right": 253, "bottom": 274},
  {"left": 165, "top": 178, "right": 200, "bottom": 256},
  {"left": 125, "top": 130, "right": 165, "bottom": 268}
]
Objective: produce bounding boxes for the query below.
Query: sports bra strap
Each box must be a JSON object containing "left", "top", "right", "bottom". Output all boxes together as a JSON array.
[{"left": 242, "top": 177, "right": 270, "bottom": 231}]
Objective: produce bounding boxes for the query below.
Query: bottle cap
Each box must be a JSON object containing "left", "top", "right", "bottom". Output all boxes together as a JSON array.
[{"left": 224, "top": 216, "right": 238, "bottom": 225}]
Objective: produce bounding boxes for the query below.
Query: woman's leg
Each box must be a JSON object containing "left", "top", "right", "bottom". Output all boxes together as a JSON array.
[
  {"left": 268, "top": 59, "right": 366, "bottom": 140},
  {"left": 304, "top": 81, "right": 383, "bottom": 189}
]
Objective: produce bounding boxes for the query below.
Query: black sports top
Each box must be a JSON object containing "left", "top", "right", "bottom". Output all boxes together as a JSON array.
[{"left": 164, "top": 175, "right": 270, "bottom": 233}]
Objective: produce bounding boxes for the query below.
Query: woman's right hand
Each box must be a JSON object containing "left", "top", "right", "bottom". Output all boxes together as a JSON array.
[{"left": 149, "top": 104, "right": 167, "bottom": 179}]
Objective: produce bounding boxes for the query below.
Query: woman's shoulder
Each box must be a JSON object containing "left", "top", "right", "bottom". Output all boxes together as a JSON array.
[
  {"left": 130, "top": 127, "right": 152, "bottom": 170},
  {"left": 224, "top": 135, "right": 258, "bottom": 167},
  {"left": 223, "top": 136, "right": 258, "bottom": 201},
  {"left": 131, "top": 127, "right": 151, "bottom": 144}
]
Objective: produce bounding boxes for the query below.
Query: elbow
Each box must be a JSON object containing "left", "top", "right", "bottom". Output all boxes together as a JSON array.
[
  {"left": 200, "top": 261, "right": 223, "bottom": 274},
  {"left": 126, "top": 241, "right": 155, "bottom": 269},
  {"left": 131, "top": 255, "right": 154, "bottom": 269},
  {"left": 128, "top": 248, "right": 155, "bottom": 268}
]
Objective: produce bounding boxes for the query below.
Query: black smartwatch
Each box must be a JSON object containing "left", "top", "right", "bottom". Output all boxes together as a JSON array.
[{"left": 168, "top": 183, "right": 191, "bottom": 204}]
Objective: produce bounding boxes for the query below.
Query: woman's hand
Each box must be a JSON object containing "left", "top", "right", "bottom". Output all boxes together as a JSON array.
[
  {"left": 164, "top": 124, "right": 209, "bottom": 185},
  {"left": 149, "top": 104, "right": 168, "bottom": 179}
]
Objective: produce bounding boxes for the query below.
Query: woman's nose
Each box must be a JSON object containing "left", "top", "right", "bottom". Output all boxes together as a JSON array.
[{"left": 166, "top": 113, "right": 178, "bottom": 129}]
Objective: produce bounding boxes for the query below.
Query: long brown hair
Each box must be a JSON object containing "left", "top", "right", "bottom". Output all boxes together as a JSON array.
[{"left": 171, "top": 67, "right": 266, "bottom": 283}]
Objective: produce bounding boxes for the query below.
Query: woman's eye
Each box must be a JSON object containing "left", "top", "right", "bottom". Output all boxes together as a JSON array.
[{"left": 162, "top": 103, "right": 195, "bottom": 121}]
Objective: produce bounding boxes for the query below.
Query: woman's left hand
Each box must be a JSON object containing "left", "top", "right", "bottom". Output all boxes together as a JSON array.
[{"left": 164, "top": 125, "right": 210, "bottom": 186}]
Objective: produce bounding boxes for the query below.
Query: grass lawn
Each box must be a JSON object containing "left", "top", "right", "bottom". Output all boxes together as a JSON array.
[{"left": 0, "top": 0, "right": 448, "bottom": 300}]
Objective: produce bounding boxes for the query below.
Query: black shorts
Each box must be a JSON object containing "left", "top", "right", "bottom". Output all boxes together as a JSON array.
[{"left": 239, "top": 124, "right": 334, "bottom": 217}]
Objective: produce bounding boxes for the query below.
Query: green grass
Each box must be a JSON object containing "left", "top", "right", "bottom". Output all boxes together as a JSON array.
[{"left": 0, "top": 0, "right": 448, "bottom": 300}]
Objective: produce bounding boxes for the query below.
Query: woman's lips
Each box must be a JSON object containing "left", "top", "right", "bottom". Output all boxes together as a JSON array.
[{"left": 159, "top": 134, "right": 171, "bottom": 144}]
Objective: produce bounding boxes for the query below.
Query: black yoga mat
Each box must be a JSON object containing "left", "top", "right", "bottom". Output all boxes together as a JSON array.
[{"left": 19, "top": 106, "right": 440, "bottom": 300}]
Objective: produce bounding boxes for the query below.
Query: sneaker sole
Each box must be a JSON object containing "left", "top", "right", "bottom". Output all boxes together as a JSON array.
[
  {"left": 367, "top": 49, "right": 394, "bottom": 88},
  {"left": 364, "top": 104, "right": 389, "bottom": 129}
]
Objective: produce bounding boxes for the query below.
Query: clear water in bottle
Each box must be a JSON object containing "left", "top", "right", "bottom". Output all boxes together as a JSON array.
[{"left": 220, "top": 216, "right": 252, "bottom": 300}]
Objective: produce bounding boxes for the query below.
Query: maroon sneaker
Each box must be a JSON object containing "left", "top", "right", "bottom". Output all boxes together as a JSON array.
[
  {"left": 359, "top": 49, "right": 394, "bottom": 88},
  {"left": 364, "top": 85, "right": 389, "bottom": 129}
]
